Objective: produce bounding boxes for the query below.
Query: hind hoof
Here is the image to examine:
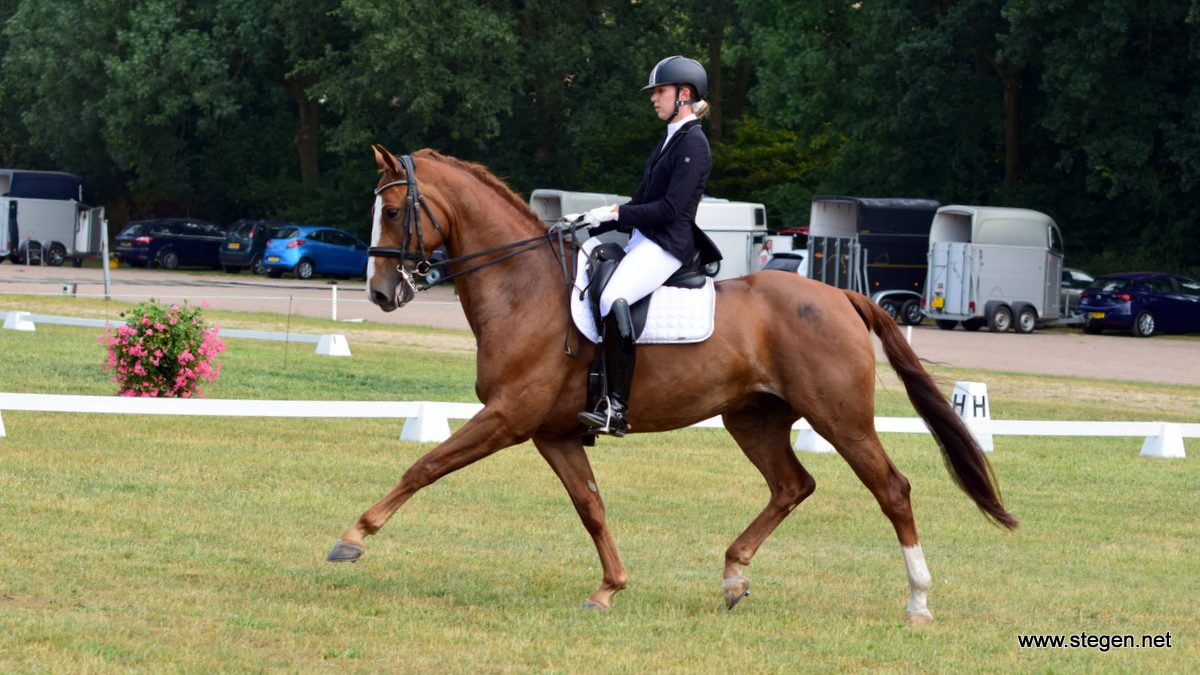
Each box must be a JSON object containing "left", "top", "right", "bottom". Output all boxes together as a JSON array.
[
  {"left": 904, "top": 609, "right": 934, "bottom": 625},
  {"left": 326, "top": 539, "right": 364, "bottom": 563},
  {"left": 723, "top": 575, "right": 750, "bottom": 610},
  {"left": 581, "top": 599, "right": 608, "bottom": 610}
]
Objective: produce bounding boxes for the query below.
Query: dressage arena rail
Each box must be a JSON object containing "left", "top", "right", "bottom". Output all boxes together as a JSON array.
[
  {"left": 2, "top": 311, "right": 352, "bottom": 356},
  {"left": 0, "top": 393, "right": 1193, "bottom": 457}
]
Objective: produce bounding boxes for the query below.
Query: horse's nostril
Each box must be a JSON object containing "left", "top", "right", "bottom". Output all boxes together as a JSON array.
[{"left": 370, "top": 289, "right": 392, "bottom": 306}]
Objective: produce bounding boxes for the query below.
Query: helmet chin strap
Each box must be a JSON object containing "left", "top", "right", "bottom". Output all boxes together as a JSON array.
[{"left": 671, "top": 87, "right": 695, "bottom": 122}]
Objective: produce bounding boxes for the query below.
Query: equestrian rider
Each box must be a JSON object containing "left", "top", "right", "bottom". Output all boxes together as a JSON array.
[{"left": 577, "top": 55, "right": 719, "bottom": 437}]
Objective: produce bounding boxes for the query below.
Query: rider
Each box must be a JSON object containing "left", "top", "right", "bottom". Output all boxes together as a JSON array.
[{"left": 577, "top": 55, "right": 719, "bottom": 437}]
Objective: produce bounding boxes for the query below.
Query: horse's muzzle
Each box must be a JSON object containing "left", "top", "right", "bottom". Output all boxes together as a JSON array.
[{"left": 367, "top": 265, "right": 416, "bottom": 312}]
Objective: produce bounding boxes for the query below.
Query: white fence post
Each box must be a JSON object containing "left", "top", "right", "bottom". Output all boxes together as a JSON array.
[
  {"left": 1140, "top": 423, "right": 1186, "bottom": 458},
  {"left": 3, "top": 311, "right": 36, "bottom": 331},
  {"left": 0, "top": 409, "right": 6, "bottom": 438},
  {"left": 794, "top": 429, "right": 836, "bottom": 454},
  {"left": 315, "top": 335, "right": 351, "bottom": 357},
  {"left": 399, "top": 403, "right": 452, "bottom": 443}
]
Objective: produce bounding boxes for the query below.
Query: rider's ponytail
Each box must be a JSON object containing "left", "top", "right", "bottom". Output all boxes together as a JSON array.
[{"left": 692, "top": 99, "right": 710, "bottom": 119}]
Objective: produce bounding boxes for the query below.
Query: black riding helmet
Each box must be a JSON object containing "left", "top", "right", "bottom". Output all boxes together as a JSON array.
[{"left": 642, "top": 55, "right": 708, "bottom": 100}]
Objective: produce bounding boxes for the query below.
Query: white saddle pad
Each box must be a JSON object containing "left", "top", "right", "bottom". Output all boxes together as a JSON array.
[{"left": 570, "top": 240, "right": 716, "bottom": 345}]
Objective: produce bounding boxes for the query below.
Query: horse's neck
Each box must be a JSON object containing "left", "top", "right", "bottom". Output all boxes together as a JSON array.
[{"left": 446, "top": 195, "right": 566, "bottom": 338}]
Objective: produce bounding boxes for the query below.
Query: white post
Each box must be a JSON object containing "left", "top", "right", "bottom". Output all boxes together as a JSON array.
[
  {"left": 0, "top": 409, "right": 6, "bottom": 438},
  {"left": 794, "top": 428, "right": 836, "bottom": 453},
  {"left": 331, "top": 284, "right": 338, "bottom": 322},
  {"left": 1140, "top": 423, "right": 1186, "bottom": 458},
  {"left": 400, "top": 403, "right": 452, "bottom": 443},
  {"left": 3, "top": 311, "right": 36, "bottom": 331},
  {"left": 951, "top": 381, "right": 993, "bottom": 452},
  {"left": 905, "top": 325, "right": 913, "bottom": 345}
]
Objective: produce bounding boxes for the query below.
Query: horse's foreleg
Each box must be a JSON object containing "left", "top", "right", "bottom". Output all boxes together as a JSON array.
[
  {"left": 532, "top": 434, "right": 628, "bottom": 610},
  {"left": 327, "top": 407, "right": 526, "bottom": 562},
  {"left": 720, "top": 400, "right": 816, "bottom": 610}
]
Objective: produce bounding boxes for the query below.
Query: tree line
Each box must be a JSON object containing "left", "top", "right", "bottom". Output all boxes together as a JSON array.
[{"left": 2, "top": 0, "right": 1197, "bottom": 276}]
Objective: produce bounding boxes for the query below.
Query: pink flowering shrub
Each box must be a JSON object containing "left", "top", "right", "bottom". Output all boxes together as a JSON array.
[{"left": 99, "top": 300, "right": 226, "bottom": 397}]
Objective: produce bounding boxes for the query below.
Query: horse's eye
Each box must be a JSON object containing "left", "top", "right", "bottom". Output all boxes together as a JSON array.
[{"left": 384, "top": 207, "right": 401, "bottom": 220}]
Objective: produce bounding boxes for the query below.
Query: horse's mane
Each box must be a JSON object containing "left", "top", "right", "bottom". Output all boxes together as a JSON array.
[{"left": 412, "top": 149, "right": 542, "bottom": 225}]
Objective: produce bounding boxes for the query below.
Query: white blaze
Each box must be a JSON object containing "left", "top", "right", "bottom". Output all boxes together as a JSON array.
[{"left": 367, "top": 194, "right": 383, "bottom": 298}]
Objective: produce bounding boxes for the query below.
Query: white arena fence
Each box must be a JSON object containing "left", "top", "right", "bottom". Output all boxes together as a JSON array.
[
  {"left": 0, "top": 393, "right": 1192, "bottom": 458},
  {"left": 2, "top": 311, "right": 352, "bottom": 356}
]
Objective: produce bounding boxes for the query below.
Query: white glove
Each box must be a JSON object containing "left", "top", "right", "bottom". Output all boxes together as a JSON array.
[{"left": 583, "top": 205, "right": 619, "bottom": 228}]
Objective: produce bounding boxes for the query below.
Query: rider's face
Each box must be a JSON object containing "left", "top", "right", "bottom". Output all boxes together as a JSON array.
[{"left": 650, "top": 84, "right": 681, "bottom": 122}]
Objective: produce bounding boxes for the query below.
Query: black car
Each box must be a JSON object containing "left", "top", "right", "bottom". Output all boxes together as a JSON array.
[
  {"left": 114, "top": 218, "right": 225, "bottom": 270},
  {"left": 219, "top": 219, "right": 291, "bottom": 274}
]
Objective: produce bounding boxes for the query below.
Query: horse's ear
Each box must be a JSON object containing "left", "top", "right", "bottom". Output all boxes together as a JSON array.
[{"left": 373, "top": 144, "right": 402, "bottom": 176}]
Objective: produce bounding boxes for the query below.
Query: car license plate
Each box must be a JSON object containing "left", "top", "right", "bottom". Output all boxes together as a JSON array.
[
  {"left": 228, "top": 242, "right": 240, "bottom": 250},
  {"left": 266, "top": 256, "right": 280, "bottom": 262},
  {"left": 119, "top": 241, "right": 132, "bottom": 247},
  {"left": 931, "top": 296, "right": 944, "bottom": 309},
  {"left": 1089, "top": 311, "right": 1105, "bottom": 319}
]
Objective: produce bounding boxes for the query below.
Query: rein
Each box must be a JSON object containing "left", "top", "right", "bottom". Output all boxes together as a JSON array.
[{"left": 368, "top": 153, "right": 585, "bottom": 355}]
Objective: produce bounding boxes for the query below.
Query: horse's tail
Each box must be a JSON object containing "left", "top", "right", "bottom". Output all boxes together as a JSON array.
[{"left": 844, "top": 290, "right": 1019, "bottom": 530}]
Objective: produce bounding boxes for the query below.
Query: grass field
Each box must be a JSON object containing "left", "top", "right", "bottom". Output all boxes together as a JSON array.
[{"left": 1, "top": 295, "right": 1197, "bottom": 672}]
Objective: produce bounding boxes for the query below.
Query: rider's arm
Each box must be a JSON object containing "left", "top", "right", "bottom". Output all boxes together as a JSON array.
[{"left": 614, "top": 133, "right": 710, "bottom": 232}]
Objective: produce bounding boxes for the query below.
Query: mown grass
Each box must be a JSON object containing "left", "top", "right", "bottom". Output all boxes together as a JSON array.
[{"left": 1, "top": 294, "right": 1197, "bottom": 672}]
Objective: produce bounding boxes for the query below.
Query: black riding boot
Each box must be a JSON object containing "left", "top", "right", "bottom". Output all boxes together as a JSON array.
[{"left": 578, "top": 299, "right": 635, "bottom": 437}]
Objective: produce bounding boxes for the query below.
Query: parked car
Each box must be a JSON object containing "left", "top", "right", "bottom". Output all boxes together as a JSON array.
[
  {"left": 761, "top": 250, "right": 808, "bottom": 275},
  {"left": 261, "top": 225, "right": 368, "bottom": 280},
  {"left": 220, "top": 219, "right": 292, "bottom": 274},
  {"left": 1061, "top": 267, "right": 1094, "bottom": 314},
  {"left": 114, "top": 218, "right": 225, "bottom": 269},
  {"left": 1078, "top": 272, "right": 1200, "bottom": 337}
]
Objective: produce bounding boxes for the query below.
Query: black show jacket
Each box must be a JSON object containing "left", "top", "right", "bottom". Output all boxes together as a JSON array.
[{"left": 596, "top": 119, "right": 722, "bottom": 266}]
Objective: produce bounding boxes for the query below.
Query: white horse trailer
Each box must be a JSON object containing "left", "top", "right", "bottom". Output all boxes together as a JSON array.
[
  {"left": 922, "top": 205, "right": 1081, "bottom": 333},
  {"left": 0, "top": 169, "right": 104, "bottom": 267},
  {"left": 528, "top": 189, "right": 767, "bottom": 281}
]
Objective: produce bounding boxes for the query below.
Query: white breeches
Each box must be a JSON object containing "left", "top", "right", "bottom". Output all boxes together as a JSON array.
[{"left": 599, "top": 229, "right": 683, "bottom": 317}]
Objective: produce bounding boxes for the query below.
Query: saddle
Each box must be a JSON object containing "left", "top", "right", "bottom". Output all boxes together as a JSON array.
[{"left": 571, "top": 239, "right": 716, "bottom": 345}]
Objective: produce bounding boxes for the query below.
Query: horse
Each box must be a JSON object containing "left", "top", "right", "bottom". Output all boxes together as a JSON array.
[{"left": 327, "top": 146, "right": 1018, "bottom": 623}]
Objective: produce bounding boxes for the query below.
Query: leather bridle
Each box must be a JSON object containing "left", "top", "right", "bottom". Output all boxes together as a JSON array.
[{"left": 368, "top": 154, "right": 583, "bottom": 306}]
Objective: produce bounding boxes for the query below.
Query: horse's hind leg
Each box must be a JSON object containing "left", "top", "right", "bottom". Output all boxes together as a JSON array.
[
  {"left": 532, "top": 434, "right": 628, "bottom": 609},
  {"left": 721, "top": 397, "right": 816, "bottom": 611},
  {"left": 810, "top": 415, "right": 933, "bottom": 624}
]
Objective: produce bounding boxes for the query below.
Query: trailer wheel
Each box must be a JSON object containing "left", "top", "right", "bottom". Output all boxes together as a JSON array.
[
  {"left": 1015, "top": 306, "right": 1037, "bottom": 333},
  {"left": 878, "top": 298, "right": 901, "bottom": 321},
  {"left": 935, "top": 319, "right": 958, "bottom": 331},
  {"left": 988, "top": 305, "right": 1013, "bottom": 332},
  {"left": 46, "top": 243, "right": 67, "bottom": 266},
  {"left": 900, "top": 299, "right": 924, "bottom": 325}
]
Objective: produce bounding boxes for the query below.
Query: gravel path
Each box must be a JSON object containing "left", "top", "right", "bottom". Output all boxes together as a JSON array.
[{"left": 4, "top": 264, "right": 1197, "bottom": 387}]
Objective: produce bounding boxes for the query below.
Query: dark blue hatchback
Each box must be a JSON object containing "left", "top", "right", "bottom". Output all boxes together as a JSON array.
[{"left": 1078, "top": 272, "right": 1200, "bottom": 337}]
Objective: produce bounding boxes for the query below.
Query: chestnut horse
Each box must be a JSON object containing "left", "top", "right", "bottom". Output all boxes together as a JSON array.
[{"left": 327, "top": 146, "right": 1017, "bottom": 622}]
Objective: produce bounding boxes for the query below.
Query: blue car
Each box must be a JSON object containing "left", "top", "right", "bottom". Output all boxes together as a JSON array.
[
  {"left": 1078, "top": 272, "right": 1200, "bottom": 337},
  {"left": 261, "top": 225, "right": 369, "bottom": 280}
]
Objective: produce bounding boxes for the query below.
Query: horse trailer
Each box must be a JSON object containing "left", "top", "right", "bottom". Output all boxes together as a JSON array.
[
  {"left": 921, "top": 205, "right": 1082, "bottom": 333},
  {"left": 528, "top": 188, "right": 767, "bottom": 281},
  {"left": 807, "top": 196, "right": 940, "bottom": 325},
  {"left": 0, "top": 169, "right": 104, "bottom": 266}
]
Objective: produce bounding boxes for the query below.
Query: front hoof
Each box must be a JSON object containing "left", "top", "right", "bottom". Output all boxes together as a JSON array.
[
  {"left": 326, "top": 539, "right": 365, "bottom": 563},
  {"left": 904, "top": 609, "right": 934, "bottom": 625},
  {"left": 723, "top": 575, "right": 750, "bottom": 610},
  {"left": 581, "top": 599, "right": 609, "bottom": 610}
]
